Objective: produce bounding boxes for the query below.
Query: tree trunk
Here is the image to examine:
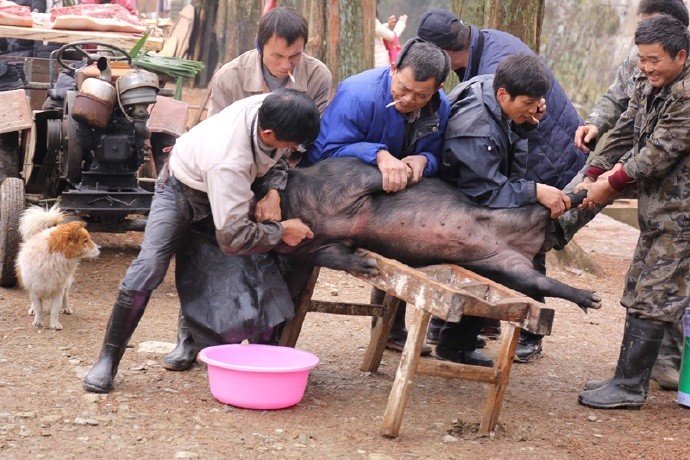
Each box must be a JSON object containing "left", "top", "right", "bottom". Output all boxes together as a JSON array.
[
  {"left": 295, "top": 0, "right": 374, "bottom": 85},
  {"left": 452, "top": 0, "right": 545, "bottom": 52}
]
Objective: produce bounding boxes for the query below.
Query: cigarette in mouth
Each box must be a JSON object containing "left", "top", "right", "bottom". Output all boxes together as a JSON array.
[
  {"left": 386, "top": 100, "right": 400, "bottom": 108},
  {"left": 287, "top": 70, "right": 296, "bottom": 83}
]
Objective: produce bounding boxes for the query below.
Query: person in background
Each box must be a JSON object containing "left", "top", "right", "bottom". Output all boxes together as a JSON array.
[
  {"left": 82, "top": 89, "right": 321, "bottom": 393},
  {"left": 162, "top": 6, "right": 333, "bottom": 373},
  {"left": 435, "top": 54, "right": 568, "bottom": 366},
  {"left": 418, "top": 8, "right": 585, "bottom": 362},
  {"left": 208, "top": 6, "right": 332, "bottom": 117},
  {"left": 566, "top": 0, "right": 690, "bottom": 392},
  {"left": 375, "top": 13, "right": 407, "bottom": 67},
  {"left": 303, "top": 38, "right": 450, "bottom": 355},
  {"left": 576, "top": 14, "right": 690, "bottom": 409}
]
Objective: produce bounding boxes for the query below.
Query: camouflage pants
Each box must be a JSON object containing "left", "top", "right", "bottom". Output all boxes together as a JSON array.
[{"left": 621, "top": 231, "right": 690, "bottom": 324}]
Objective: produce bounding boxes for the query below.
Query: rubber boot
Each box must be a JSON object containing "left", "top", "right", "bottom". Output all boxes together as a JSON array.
[
  {"left": 83, "top": 289, "right": 150, "bottom": 393},
  {"left": 162, "top": 312, "right": 198, "bottom": 371},
  {"left": 578, "top": 314, "right": 665, "bottom": 409}
]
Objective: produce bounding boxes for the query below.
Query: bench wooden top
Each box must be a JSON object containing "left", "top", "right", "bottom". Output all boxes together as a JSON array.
[{"left": 351, "top": 250, "right": 554, "bottom": 336}]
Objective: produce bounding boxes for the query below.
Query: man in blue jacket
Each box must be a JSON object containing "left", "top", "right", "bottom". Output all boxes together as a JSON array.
[
  {"left": 304, "top": 38, "right": 451, "bottom": 355},
  {"left": 418, "top": 9, "right": 585, "bottom": 361},
  {"left": 434, "top": 54, "right": 571, "bottom": 365}
]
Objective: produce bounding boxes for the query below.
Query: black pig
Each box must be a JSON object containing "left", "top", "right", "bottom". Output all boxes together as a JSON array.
[{"left": 277, "top": 157, "right": 601, "bottom": 312}]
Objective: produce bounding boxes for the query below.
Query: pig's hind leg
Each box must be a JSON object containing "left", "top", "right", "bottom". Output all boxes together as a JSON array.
[
  {"left": 465, "top": 254, "right": 602, "bottom": 313},
  {"left": 309, "top": 242, "right": 378, "bottom": 275}
]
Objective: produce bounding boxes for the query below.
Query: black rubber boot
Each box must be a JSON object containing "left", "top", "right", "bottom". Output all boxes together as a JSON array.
[
  {"left": 578, "top": 314, "right": 665, "bottom": 409},
  {"left": 162, "top": 312, "right": 198, "bottom": 371},
  {"left": 83, "top": 289, "right": 150, "bottom": 393}
]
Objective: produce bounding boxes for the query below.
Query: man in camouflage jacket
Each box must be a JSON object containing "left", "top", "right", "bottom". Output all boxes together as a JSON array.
[
  {"left": 561, "top": 0, "right": 689, "bottom": 391},
  {"left": 575, "top": 15, "right": 690, "bottom": 410}
]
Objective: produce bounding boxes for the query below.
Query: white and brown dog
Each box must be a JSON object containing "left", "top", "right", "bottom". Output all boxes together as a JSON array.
[{"left": 15, "top": 205, "right": 100, "bottom": 330}]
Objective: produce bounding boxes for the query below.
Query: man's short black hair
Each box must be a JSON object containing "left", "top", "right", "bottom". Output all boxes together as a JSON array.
[
  {"left": 397, "top": 38, "right": 450, "bottom": 87},
  {"left": 257, "top": 7, "right": 308, "bottom": 52},
  {"left": 258, "top": 89, "right": 320, "bottom": 146},
  {"left": 493, "top": 54, "right": 551, "bottom": 98},
  {"left": 635, "top": 14, "right": 690, "bottom": 59},
  {"left": 638, "top": 0, "right": 689, "bottom": 27}
]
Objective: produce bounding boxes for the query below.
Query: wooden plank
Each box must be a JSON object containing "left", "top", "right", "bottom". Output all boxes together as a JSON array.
[
  {"left": 416, "top": 359, "right": 498, "bottom": 383},
  {"left": 278, "top": 267, "right": 321, "bottom": 348},
  {"left": 480, "top": 322, "right": 521, "bottom": 434},
  {"left": 310, "top": 300, "right": 384, "bottom": 317},
  {"left": 0, "top": 25, "right": 163, "bottom": 51},
  {"left": 360, "top": 294, "right": 400, "bottom": 372},
  {"left": 380, "top": 306, "right": 429, "bottom": 437}
]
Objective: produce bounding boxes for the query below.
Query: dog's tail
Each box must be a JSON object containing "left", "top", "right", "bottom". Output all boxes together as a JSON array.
[{"left": 19, "top": 204, "right": 66, "bottom": 241}]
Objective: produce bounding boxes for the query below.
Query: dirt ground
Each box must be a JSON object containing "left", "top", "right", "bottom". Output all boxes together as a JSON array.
[{"left": 1, "top": 210, "right": 689, "bottom": 459}]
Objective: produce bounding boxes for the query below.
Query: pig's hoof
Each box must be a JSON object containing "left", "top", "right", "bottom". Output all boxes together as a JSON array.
[
  {"left": 578, "top": 291, "right": 602, "bottom": 311},
  {"left": 353, "top": 256, "right": 378, "bottom": 275}
]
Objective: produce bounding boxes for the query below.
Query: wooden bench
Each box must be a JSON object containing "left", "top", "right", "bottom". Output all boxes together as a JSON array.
[{"left": 279, "top": 250, "right": 554, "bottom": 438}]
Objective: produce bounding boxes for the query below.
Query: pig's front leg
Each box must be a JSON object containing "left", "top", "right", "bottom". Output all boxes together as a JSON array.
[{"left": 309, "top": 242, "right": 378, "bottom": 275}]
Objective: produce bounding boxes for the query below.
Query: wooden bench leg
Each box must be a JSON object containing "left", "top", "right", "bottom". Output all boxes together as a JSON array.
[
  {"left": 380, "top": 306, "right": 430, "bottom": 437},
  {"left": 360, "top": 294, "right": 401, "bottom": 372},
  {"left": 279, "top": 267, "right": 321, "bottom": 347},
  {"left": 479, "top": 322, "right": 520, "bottom": 434}
]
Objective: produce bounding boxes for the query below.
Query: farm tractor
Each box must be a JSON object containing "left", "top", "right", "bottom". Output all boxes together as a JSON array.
[{"left": 0, "top": 41, "right": 189, "bottom": 287}]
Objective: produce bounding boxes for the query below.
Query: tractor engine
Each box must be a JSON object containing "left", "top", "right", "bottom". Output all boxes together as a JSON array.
[{"left": 59, "top": 65, "right": 160, "bottom": 229}]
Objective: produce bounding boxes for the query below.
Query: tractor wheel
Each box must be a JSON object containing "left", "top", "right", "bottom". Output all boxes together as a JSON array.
[{"left": 0, "top": 177, "right": 24, "bottom": 287}]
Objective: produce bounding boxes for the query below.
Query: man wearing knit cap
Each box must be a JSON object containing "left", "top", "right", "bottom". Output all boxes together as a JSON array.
[{"left": 418, "top": 8, "right": 585, "bottom": 363}]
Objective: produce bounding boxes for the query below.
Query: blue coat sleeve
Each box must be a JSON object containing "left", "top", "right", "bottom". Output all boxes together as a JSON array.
[
  {"left": 306, "top": 86, "right": 387, "bottom": 166},
  {"left": 444, "top": 135, "right": 536, "bottom": 208}
]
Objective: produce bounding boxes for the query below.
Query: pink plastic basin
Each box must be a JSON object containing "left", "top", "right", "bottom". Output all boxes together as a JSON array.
[{"left": 198, "top": 344, "right": 319, "bottom": 410}]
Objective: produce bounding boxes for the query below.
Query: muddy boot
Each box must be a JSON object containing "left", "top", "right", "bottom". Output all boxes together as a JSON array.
[
  {"left": 578, "top": 314, "right": 664, "bottom": 409},
  {"left": 83, "top": 289, "right": 150, "bottom": 393},
  {"left": 162, "top": 312, "right": 198, "bottom": 371},
  {"left": 650, "top": 319, "right": 683, "bottom": 390}
]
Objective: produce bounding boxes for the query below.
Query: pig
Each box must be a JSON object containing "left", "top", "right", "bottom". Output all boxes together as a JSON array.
[{"left": 277, "top": 157, "right": 601, "bottom": 312}]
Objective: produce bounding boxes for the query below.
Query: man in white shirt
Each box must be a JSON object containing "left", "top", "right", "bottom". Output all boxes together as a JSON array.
[{"left": 82, "top": 89, "right": 320, "bottom": 394}]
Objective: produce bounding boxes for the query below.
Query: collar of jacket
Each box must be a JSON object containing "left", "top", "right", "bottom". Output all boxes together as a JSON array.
[{"left": 244, "top": 49, "right": 310, "bottom": 94}]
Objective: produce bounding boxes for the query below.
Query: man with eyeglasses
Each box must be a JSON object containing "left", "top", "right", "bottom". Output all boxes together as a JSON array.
[
  {"left": 83, "top": 90, "right": 321, "bottom": 393},
  {"left": 302, "top": 38, "right": 451, "bottom": 356}
]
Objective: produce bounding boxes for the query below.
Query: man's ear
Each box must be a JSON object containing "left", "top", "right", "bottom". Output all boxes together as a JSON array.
[
  {"left": 258, "top": 129, "right": 276, "bottom": 144},
  {"left": 437, "top": 82, "right": 444, "bottom": 91},
  {"left": 496, "top": 87, "right": 507, "bottom": 103}
]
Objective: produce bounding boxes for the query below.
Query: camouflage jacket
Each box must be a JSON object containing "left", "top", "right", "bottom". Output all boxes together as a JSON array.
[
  {"left": 585, "top": 46, "right": 645, "bottom": 137},
  {"left": 594, "top": 60, "right": 690, "bottom": 233}
]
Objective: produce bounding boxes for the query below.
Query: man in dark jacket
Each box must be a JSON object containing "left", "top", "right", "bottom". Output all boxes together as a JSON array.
[
  {"left": 433, "top": 54, "right": 571, "bottom": 365},
  {"left": 418, "top": 9, "right": 585, "bottom": 361}
]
